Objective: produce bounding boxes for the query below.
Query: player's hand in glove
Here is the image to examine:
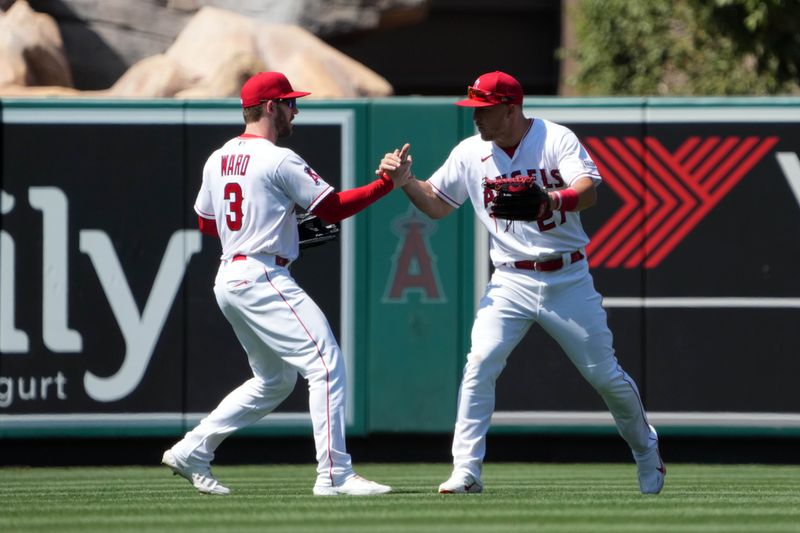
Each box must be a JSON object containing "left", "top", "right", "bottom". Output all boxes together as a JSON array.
[
  {"left": 297, "top": 213, "right": 340, "bottom": 249},
  {"left": 486, "top": 176, "right": 550, "bottom": 221}
]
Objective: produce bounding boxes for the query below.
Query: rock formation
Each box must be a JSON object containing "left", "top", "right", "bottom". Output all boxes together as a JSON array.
[{"left": 0, "top": 0, "right": 428, "bottom": 98}]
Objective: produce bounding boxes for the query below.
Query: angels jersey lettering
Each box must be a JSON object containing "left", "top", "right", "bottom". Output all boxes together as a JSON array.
[{"left": 429, "top": 118, "right": 601, "bottom": 264}]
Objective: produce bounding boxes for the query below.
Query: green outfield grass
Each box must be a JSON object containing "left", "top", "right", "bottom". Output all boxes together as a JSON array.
[{"left": 2, "top": 463, "right": 799, "bottom": 532}]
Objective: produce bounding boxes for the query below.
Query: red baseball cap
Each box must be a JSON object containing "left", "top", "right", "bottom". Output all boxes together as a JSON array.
[
  {"left": 240, "top": 72, "right": 311, "bottom": 108},
  {"left": 455, "top": 71, "right": 523, "bottom": 107}
]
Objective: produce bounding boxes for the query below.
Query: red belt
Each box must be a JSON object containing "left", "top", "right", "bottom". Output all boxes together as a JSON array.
[
  {"left": 513, "top": 251, "right": 584, "bottom": 272},
  {"left": 232, "top": 254, "right": 289, "bottom": 267}
]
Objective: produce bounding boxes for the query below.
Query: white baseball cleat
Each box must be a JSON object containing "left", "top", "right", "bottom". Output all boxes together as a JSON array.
[
  {"left": 636, "top": 449, "right": 666, "bottom": 494},
  {"left": 634, "top": 427, "right": 666, "bottom": 494},
  {"left": 161, "top": 449, "right": 231, "bottom": 495},
  {"left": 438, "top": 472, "right": 483, "bottom": 494},
  {"left": 313, "top": 475, "right": 392, "bottom": 496}
]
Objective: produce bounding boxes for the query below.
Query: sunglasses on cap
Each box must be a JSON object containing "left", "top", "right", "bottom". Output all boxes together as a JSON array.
[
  {"left": 467, "top": 86, "right": 512, "bottom": 105},
  {"left": 262, "top": 98, "right": 297, "bottom": 109}
]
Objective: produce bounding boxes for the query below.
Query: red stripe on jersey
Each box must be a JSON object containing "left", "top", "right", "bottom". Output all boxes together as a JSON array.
[
  {"left": 195, "top": 205, "right": 214, "bottom": 218},
  {"left": 429, "top": 181, "right": 461, "bottom": 207},
  {"left": 307, "top": 185, "right": 334, "bottom": 213}
]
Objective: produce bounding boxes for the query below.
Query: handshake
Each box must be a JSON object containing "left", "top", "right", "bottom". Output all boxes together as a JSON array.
[
  {"left": 298, "top": 143, "right": 414, "bottom": 250},
  {"left": 376, "top": 142, "right": 414, "bottom": 189}
]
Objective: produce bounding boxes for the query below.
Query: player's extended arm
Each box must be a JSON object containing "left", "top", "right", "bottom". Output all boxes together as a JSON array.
[
  {"left": 312, "top": 175, "right": 393, "bottom": 224},
  {"left": 378, "top": 142, "right": 453, "bottom": 220},
  {"left": 401, "top": 178, "right": 453, "bottom": 220},
  {"left": 312, "top": 144, "right": 413, "bottom": 224}
]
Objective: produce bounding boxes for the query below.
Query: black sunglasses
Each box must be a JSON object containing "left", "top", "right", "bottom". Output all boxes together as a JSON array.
[
  {"left": 260, "top": 98, "right": 297, "bottom": 109},
  {"left": 273, "top": 98, "right": 297, "bottom": 109}
]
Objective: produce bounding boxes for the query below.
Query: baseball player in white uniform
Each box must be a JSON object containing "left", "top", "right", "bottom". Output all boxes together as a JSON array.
[
  {"left": 381, "top": 71, "right": 665, "bottom": 495},
  {"left": 163, "top": 72, "right": 408, "bottom": 496}
]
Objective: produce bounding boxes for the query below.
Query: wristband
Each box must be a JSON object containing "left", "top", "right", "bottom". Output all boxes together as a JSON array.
[{"left": 552, "top": 188, "right": 579, "bottom": 211}]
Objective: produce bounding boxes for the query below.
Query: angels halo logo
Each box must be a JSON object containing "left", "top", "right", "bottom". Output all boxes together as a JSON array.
[{"left": 304, "top": 166, "right": 321, "bottom": 184}]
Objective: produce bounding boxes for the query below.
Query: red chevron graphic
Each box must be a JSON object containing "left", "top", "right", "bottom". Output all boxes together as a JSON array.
[
  {"left": 586, "top": 135, "right": 778, "bottom": 268},
  {"left": 583, "top": 137, "right": 647, "bottom": 267}
]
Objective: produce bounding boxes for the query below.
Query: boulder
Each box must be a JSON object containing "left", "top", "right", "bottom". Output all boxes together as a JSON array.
[
  {"left": 108, "top": 54, "right": 186, "bottom": 98},
  {"left": 174, "top": 52, "right": 266, "bottom": 99},
  {"left": 256, "top": 22, "right": 392, "bottom": 98},
  {"left": 1, "top": 2, "right": 395, "bottom": 99},
  {"left": 115, "top": 6, "right": 393, "bottom": 99},
  {"left": 165, "top": 6, "right": 258, "bottom": 87},
  {"left": 0, "top": 20, "right": 26, "bottom": 86},
  {"left": 2, "top": 0, "right": 72, "bottom": 86},
  {"left": 25, "top": 0, "right": 425, "bottom": 89},
  {"left": 0, "top": 83, "right": 84, "bottom": 97}
]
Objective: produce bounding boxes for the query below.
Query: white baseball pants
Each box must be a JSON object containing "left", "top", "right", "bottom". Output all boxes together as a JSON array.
[
  {"left": 451, "top": 260, "right": 657, "bottom": 480},
  {"left": 171, "top": 254, "right": 353, "bottom": 486}
]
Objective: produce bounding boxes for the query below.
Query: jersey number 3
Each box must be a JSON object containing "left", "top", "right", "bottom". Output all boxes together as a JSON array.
[{"left": 224, "top": 182, "right": 243, "bottom": 231}]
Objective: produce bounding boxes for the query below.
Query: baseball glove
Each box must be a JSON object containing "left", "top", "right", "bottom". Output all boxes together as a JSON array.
[
  {"left": 485, "top": 176, "right": 549, "bottom": 221},
  {"left": 297, "top": 213, "right": 340, "bottom": 249}
]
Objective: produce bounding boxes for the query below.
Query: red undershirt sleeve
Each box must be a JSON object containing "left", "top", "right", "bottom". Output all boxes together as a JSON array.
[
  {"left": 312, "top": 173, "right": 394, "bottom": 224},
  {"left": 197, "top": 215, "right": 219, "bottom": 238}
]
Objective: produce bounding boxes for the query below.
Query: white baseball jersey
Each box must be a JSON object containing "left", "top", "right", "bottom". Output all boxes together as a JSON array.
[
  {"left": 178, "top": 133, "right": 361, "bottom": 489},
  {"left": 194, "top": 135, "right": 333, "bottom": 261},
  {"left": 433, "top": 119, "right": 659, "bottom": 486},
  {"left": 428, "top": 118, "right": 601, "bottom": 265}
]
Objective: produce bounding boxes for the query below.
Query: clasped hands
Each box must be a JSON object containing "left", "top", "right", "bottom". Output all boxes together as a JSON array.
[{"left": 377, "top": 142, "right": 413, "bottom": 188}]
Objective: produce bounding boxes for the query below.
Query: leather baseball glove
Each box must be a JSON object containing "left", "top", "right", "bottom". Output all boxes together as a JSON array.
[
  {"left": 297, "top": 213, "right": 340, "bottom": 249},
  {"left": 485, "top": 176, "right": 550, "bottom": 221}
]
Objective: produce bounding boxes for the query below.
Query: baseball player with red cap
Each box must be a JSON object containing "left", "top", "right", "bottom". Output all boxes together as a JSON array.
[
  {"left": 162, "top": 71, "right": 410, "bottom": 496},
  {"left": 381, "top": 70, "right": 665, "bottom": 495}
]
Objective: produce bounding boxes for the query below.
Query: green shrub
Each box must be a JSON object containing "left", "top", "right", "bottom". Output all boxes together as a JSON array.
[{"left": 565, "top": 0, "right": 800, "bottom": 95}]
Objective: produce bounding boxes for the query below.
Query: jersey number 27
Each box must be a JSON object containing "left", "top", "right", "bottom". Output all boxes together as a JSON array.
[{"left": 223, "top": 182, "right": 243, "bottom": 231}]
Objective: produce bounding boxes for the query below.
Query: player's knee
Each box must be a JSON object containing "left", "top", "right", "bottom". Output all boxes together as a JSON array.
[
  {"left": 253, "top": 371, "right": 297, "bottom": 398},
  {"left": 577, "top": 355, "right": 620, "bottom": 391},
  {"left": 303, "top": 358, "right": 343, "bottom": 386},
  {"left": 464, "top": 350, "right": 506, "bottom": 383},
  {"left": 275, "top": 371, "right": 298, "bottom": 397}
]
